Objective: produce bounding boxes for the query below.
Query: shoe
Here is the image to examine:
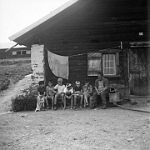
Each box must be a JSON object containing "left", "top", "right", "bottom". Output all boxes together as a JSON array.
[
  {"left": 63, "top": 107, "right": 66, "bottom": 110},
  {"left": 102, "top": 105, "right": 107, "bottom": 109},
  {"left": 74, "top": 106, "right": 76, "bottom": 109},
  {"left": 53, "top": 105, "right": 57, "bottom": 110},
  {"left": 70, "top": 107, "right": 73, "bottom": 110}
]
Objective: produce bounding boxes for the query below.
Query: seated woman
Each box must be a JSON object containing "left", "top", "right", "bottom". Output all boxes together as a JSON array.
[{"left": 63, "top": 83, "right": 73, "bottom": 110}]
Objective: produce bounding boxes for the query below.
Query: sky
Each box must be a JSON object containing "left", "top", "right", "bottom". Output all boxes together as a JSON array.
[{"left": 0, "top": 0, "right": 70, "bottom": 47}]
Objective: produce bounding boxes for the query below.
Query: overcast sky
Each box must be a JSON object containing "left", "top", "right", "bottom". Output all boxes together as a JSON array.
[{"left": 0, "top": 0, "right": 70, "bottom": 46}]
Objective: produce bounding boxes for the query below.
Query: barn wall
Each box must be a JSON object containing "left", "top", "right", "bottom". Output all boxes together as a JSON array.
[
  {"left": 0, "top": 49, "right": 6, "bottom": 59},
  {"left": 43, "top": 0, "right": 148, "bottom": 96},
  {"left": 0, "top": 48, "right": 31, "bottom": 59},
  {"left": 6, "top": 48, "right": 31, "bottom": 59}
]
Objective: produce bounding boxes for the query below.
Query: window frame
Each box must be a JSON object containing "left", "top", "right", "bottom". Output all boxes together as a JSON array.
[
  {"left": 87, "top": 50, "right": 120, "bottom": 77},
  {"left": 102, "top": 53, "right": 116, "bottom": 76}
]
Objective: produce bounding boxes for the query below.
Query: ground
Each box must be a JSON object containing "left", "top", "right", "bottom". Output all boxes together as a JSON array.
[{"left": 0, "top": 102, "right": 150, "bottom": 150}]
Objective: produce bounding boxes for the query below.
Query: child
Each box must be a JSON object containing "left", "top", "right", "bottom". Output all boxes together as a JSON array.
[
  {"left": 54, "top": 78, "right": 65, "bottom": 110},
  {"left": 82, "top": 79, "right": 93, "bottom": 107},
  {"left": 45, "top": 80, "right": 56, "bottom": 110},
  {"left": 35, "top": 81, "right": 45, "bottom": 112},
  {"left": 73, "top": 81, "right": 83, "bottom": 109},
  {"left": 63, "top": 83, "right": 73, "bottom": 110}
]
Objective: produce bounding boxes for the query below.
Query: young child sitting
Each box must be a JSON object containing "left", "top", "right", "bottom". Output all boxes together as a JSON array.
[
  {"left": 54, "top": 78, "right": 65, "bottom": 110},
  {"left": 63, "top": 83, "right": 73, "bottom": 110},
  {"left": 82, "top": 79, "right": 93, "bottom": 107},
  {"left": 35, "top": 81, "right": 46, "bottom": 112},
  {"left": 73, "top": 81, "right": 83, "bottom": 109},
  {"left": 45, "top": 80, "right": 56, "bottom": 110}
]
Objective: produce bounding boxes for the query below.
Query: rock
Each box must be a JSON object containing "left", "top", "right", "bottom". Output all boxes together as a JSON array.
[
  {"left": 126, "top": 138, "right": 134, "bottom": 142},
  {"left": 20, "top": 114, "right": 27, "bottom": 117}
]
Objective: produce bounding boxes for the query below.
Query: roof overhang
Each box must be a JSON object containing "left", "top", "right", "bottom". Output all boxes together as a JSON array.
[{"left": 9, "top": 0, "right": 79, "bottom": 45}]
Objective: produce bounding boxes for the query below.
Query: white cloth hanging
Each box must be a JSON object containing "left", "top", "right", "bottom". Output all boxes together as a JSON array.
[{"left": 47, "top": 50, "right": 69, "bottom": 79}]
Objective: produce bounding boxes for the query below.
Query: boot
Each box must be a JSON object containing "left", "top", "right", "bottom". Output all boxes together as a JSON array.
[
  {"left": 102, "top": 105, "right": 107, "bottom": 109},
  {"left": 53, "top": 104, "right": 57, "bottom": 110}
]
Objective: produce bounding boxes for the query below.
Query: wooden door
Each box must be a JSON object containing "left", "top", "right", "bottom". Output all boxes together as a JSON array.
[{"left": 129, "top": 48, "right": 149, "bottom": 95}]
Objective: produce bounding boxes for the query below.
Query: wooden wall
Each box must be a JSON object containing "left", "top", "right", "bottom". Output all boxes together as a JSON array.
[{"left": 43, "top": 0, "right": 148, "bottom": 96}]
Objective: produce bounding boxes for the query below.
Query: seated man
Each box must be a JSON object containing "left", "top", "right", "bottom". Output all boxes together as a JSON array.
[
  {"left": 63, "top": 83, "right": 73, "bottom": 110},
  {"left": 93, "top": 71, "right": 109, "bottom": 109},
  {"left": 54, "top": 78, "right": 65, "bottom": 110},
  {"left": 73, "top": 81, "right": 83, "bottom": 109}
]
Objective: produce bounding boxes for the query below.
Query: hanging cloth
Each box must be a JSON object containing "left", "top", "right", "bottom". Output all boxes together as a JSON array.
[{"left": 47, "top": 50, "right": 69, "bottom": 79}]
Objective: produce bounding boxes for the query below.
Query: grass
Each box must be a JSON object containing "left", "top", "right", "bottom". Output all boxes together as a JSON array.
[{"left": 0, "top": 58, "right": 31, "bottom": 84}]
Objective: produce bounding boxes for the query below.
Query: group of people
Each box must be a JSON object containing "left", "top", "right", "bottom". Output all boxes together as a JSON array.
[{"left": 35, "top": 71, "right": 109, "bottom": 112}]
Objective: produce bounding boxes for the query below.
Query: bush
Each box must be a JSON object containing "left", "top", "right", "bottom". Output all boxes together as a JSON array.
[{"left": 12, "top": 93, "right": 37, "bottom": 112}]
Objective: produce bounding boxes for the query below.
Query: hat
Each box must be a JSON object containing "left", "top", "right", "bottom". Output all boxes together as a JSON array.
[
  {"left": 75, "top": 81, "right": 80, "bottom": 85},
  {"left": 66, "top": 83, "right": 71, "bottom": 88},
  {"left": 57, "top": 78, "right": 63, "bottom": 82}
]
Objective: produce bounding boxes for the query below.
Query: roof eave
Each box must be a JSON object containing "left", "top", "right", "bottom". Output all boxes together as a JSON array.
[{"left": 9, "top": 0, "right": 79, "bottom": 43}]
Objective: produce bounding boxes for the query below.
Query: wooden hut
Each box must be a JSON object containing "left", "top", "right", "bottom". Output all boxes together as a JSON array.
[{"left": 9, "top": 0, "right": 149, "bottom": 96}]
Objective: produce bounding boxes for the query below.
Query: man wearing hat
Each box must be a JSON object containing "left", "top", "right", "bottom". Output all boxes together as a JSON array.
[
  {"left": 73, "top": 81, "right": 83, "bottom": 109},
  {"left": 63, "top": 83, "right": 74, "bottom": 110}
]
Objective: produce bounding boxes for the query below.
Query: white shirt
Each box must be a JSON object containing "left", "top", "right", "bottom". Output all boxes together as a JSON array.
[
  {"left": 54, "top": 84, "right": 65, "bottom": 94},
  {"left": 64, "top": 87, "right": 73, "bottom": 94}
]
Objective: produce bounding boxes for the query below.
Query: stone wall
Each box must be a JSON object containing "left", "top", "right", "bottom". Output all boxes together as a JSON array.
[{"left": 31, "top": 44, "right": 44, "bottom": 83}]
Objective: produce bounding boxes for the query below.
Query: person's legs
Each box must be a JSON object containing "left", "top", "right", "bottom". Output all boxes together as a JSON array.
[
  {"left": 35, "top": 96, "right": 41, "bottom": 112},
  {"left": 100, "top": 90, "right": 109, "bottom": 109},
  {"left": 80, "top": 95, "right": 83, "bottom": 108},
  {"left": 54, "top": 93, "right": 59, "bottom": 110},
  {"left": 91, "top": 91, "right": 98, "bottom": 108},
  {"left": 51, "top": 96, "right": 54, "bottom": 110},
  {"left": 41, "top": 96, "right": 45, "bottom": 110},
  {"left": 71, "top": 96, "right": 73, "bottom": 109},
  {"left": 45, "top": 96, "right": 49, "bottom": 109},
  {"left": 83, "top": 93, "right": 88, "bottom": 107},
  {"left": 74, "top": 95, "right": 77, "bottom": 106},
  {"left": 63, "top": 96, "right": 66, "bottom": 110}
]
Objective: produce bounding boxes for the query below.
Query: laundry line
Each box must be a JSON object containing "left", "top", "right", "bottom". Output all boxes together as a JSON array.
[{"left": 44, "top": 45, "right": 120, "bottom": 58}]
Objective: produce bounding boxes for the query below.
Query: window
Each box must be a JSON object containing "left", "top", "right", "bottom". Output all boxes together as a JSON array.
[
  {"left": 88, "top": 53, "right": 102, "bottom": 76},
  {"left": 16, "top": 51, "right": 21, "bottom": 55},
  {"left": 22, "top": 51, "right": 27, "bottom": 54},
  {"left": 88, "top": 52, "right": 119, "bottom": 76},
  {"left": 103, "top": 54, "right": 116, "bottom": 75},
  {"left": 12, "top": 51, "right": 17, "bottom": 55}
]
